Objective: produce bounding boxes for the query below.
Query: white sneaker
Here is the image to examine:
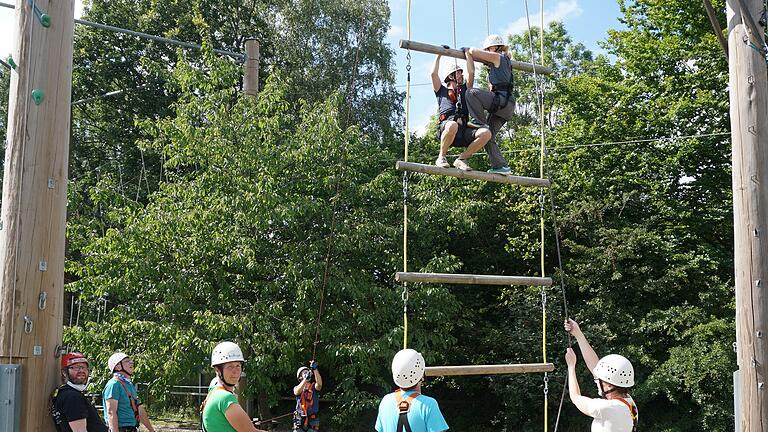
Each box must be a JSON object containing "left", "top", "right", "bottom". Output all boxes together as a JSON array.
[
  {"left": 453, "top": 158, "right": 472, "bottom": 171},
  {"left": 435, "top": 156, "right": 449, "bottom": 168}
]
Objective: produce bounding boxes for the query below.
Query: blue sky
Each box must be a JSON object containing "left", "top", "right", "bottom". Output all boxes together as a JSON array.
[
  {"left": 386, "top": 0, "right": 625, "bottom": 134},
  {"left": 1, "top": 0, "right": 624, "bottom": 135}
]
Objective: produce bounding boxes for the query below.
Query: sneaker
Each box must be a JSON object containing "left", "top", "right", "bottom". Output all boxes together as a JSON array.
[
  {"left": 466, "top": 118, "right": 487, "bottom": 129},
  {"left": 453, "top": 158, "right": 472, "bottom": 171},
  {"left": 435, "top": 156, "right": 450, "bottom": 168},
  {"left": 488, "top": 166, "right": 512, "bottom": 174}
]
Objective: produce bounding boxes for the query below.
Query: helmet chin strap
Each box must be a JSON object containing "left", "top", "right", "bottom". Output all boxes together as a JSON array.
[
  {"left": 64, "top": 370, "right": 89, "bottom": 391},
  {"left": 216, "top": 366, "right": 239, "bottom": 388},
  {"left": 598, "top": 380, "right": 619, "bottom": 399}
]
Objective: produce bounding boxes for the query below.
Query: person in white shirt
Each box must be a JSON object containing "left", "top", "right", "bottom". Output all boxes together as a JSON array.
[{"left": 564, "top": 319, "right": 638, "bottom": 432}]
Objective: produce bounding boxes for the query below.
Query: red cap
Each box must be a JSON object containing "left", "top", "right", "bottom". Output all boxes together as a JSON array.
[{"left": 61, "top": 352, "right": 89, "bottom": 369}]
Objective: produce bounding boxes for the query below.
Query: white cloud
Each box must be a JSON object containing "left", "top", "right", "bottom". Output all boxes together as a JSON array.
[
  {"left": 0, "top": 0, "right": 83, "bottom": 60},
  {"left": 387, "top": 25, "right": 403, "bottom": 39},
  {"left": 502, "top": 0, "right": 582, "bottom": 36},
  {"left": 387, "top": 0, "right": 405, "bottom": 13}
]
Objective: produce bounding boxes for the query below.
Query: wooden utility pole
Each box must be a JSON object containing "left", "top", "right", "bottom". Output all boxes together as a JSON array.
[
  {"left": 244, "top": 38, "right": 260, "bottom": 98},
  {"left": 728, "top": 0, "right": 768, "bottom": 429},
  {"left": 0, "top": 0, "right": 74, "bottom": 430}
]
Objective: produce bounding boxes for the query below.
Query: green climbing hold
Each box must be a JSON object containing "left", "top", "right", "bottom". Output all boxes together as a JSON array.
[
  {"left": 27, "top": 0, "right": 51, "bottom": 28},
  {"left": 39, "top": 13, "right": 51, "bottom": 27},
  {"left": 6, "top": 56, "right": 17, "bottom": 70},
  {"left": 31, "top": 89, "right": 44, "bottom": 105}
]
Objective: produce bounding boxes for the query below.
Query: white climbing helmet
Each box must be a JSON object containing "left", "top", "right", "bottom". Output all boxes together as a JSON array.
[
  {"left": 593, "top": 354, "right": 635, "bottom": 388},
  {"left": 296, "top": 366, "right": 311, "bottom": 380},
  {"left": 108, "top": 352, "right": 129, "bottom": 372},
  {"left": 211, "top": 341, "right": 246, "bottom": 366},
  {"left": 443, "top": 62, "right": 463, "bottom": 83},
  {"left": 392, "top": 348, "right": 425, "bottom": 388},
  {"left": 483, "top": 34, "right": 506, "bottom": 50}
]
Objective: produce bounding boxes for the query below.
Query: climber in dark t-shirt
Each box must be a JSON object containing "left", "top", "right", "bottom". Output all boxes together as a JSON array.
[{"left": 431, "top": 49, "right": 491, "bottom": 172}]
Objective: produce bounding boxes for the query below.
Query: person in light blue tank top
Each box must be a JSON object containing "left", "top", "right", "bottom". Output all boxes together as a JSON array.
[
  {"left": 466, "top": 34, "right": 516, "bottom": 173},
  {"left": 375, "top": 349, "right": 449, "bottom": 432}
]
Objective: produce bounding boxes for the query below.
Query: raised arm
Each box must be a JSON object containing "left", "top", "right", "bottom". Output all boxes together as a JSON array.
[
  {"left": 565, "top": 348, "right": 594, "bottom": 416},
  {"left": 467, "top": 47, "right": 501, "bottom": 68},
  {"left": 293, "top": 378, "right": 308, "bottom": 396},
  {"left": 431, "top": 54, "right": 443, "bottom": 93},
  {"left": 313, "top": 368, "right": 323, "bottom": 391},
  {"left": 565, "top": 319, "right": 600, "bottom": 372},
  {"left": 464, "top": 49, "right": 475, "bottom": 89}
]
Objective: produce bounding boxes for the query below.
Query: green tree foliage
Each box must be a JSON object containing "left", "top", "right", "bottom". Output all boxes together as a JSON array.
[
  {"left": 58, "top": 0, "right": 738, "bottom": 430},
  {"left": 539, "top": 1, "right": 734, "bottom": 430},
  {"left": 65, "top": 54, "right": 458, "bottom": 428}
]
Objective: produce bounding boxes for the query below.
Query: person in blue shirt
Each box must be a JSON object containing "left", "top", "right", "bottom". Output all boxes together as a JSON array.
[
  {"left": 102, "top": 352, "right": 156, "bottom": 432},
  {"left": 375, "top": 349, "right": 449, "bottom": 432},
  {"left": 293, "top": 360, "right": 323, "bottom": 431}
]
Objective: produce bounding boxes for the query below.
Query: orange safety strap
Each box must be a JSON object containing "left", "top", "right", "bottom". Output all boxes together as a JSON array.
[
  {"left": 299, "top": 382, "right": 316, "bottom": 427},
  {"left": 394, "top": 389, "right": 421, "bottom": 413},
  {"left": 617, "top": 397, "right": 638, "bottom": 429}
]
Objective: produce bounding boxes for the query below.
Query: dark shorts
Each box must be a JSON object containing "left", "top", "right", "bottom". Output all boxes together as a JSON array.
[
  {"left": 437, "top": 119, "right": 476, "bottom": 148},
  {"left": 293, "top": 413, "right": 319, "bottom": 431}
]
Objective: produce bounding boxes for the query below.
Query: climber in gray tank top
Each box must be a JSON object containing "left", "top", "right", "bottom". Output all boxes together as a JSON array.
[
  {"left": 431, "top": 50, "right": 492, "bottom": 171},
  {"left": 466, "top": 34, "right": 516, "bottom": 174}
]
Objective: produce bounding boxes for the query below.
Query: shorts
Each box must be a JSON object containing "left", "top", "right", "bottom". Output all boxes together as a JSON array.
[
  {"left": 293, "top": 412, "right": 320, "bottom": 431},
  {"left": 437, "top": 119, "right": 476, "bottom": 147}
]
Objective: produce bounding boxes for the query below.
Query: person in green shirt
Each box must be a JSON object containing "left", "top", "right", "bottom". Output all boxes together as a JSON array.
[{"left": 202, "top": 342, "right": 266, "bottom": 432}]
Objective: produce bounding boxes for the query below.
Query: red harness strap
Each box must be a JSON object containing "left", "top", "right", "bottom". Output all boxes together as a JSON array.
[
  {"left": 114, "top": 375, "right": 140, "bottom": 426},
  {"left": 616, "top": 397, "right": 638, "bottom": 431}
]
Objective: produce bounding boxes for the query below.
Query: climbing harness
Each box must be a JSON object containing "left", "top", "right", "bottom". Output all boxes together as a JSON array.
[
  {"left": 617, "top": 398, "right": 639, "bottom": 431},
  {"left": 114, "top": 374, "right": 141, "bottom": 426},
  {"left": 394, "top": 389, "right": 421, "bottom": 432}
]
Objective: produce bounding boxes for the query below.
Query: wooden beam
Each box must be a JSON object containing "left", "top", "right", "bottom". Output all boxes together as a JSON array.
[
  {"left": 399, "top": 39, "right": 553, "bottom": 75},
  {"left": 244, "top": 38, "right": 259, "bottom": 98},
  {"left": 396, "top": 161, "right": 550, "bottom": 187},
  {"left": 395, "top": 272, "right": 553, "bottom": 286},
  {"left": 702, "top": 0, "right": 729, "bottom": 60},
  {"left": 0, "top": 0, "right": 73, "bottom": 430},
  {"left": 425, "top": 363, "right": 555, "bottom": 376}
]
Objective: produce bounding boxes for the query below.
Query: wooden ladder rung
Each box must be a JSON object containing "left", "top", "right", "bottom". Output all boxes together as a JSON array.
[
  {"left": 396, "top": 272, "right": 553, "bottom": 286},
  {"left": 396, "top": 161, "right": 551, "bottom": 187},
  {"left": 425, "top": 363, "right": 555, "bottom": 376}
]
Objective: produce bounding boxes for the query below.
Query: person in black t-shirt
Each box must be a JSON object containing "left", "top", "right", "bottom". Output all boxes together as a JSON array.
[
  {"left": 51, "top": 352, "right": 108, "bottom": 432},
  {"left": 431, "top": 49, "right": 492, "bottom": 171}
]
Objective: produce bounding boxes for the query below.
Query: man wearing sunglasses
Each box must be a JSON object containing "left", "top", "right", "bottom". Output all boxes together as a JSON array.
[
  {"left": 103, "top": 352, "right": 156, "bottom": 432},
  {"left": 51, "top": 352, "right": 109, "bottom": 432}
]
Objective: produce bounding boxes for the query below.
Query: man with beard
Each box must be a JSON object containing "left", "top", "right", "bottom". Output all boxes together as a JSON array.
[{"left": 51, "top": 352, "right": 108, "bottom": 432}]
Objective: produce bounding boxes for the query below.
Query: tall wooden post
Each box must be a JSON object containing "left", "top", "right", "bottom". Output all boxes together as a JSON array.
[
  {"left": 244, "top": 38, "right": 259, "bottom": 98},
  {"left": 0, "top": 0, "right": 74, "bottom": 430},
  {"left": 728, "top": 0, "right": 768, "bottom": 429}
]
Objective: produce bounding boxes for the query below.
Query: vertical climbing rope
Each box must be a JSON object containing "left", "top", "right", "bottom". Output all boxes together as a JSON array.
[
  {"left": 485, "top": 0, "right": 490, "bottom": 36},
  {"left": 311, "top": 11, "right": 367, "bottom": 360},
  {"left": 401, "top": 0, "right": 412, "bottom": 349},
  {"left": 523, "top": 0, "right": 549, "bottom": 429}
]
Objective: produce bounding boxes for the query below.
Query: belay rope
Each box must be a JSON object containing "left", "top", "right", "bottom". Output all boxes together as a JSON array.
[
  {"left": 311, "top": 12, "right": 368, "bottom": 360},
  {"left": 401, "top": 0, "right": 412, "bottom": 349}
]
